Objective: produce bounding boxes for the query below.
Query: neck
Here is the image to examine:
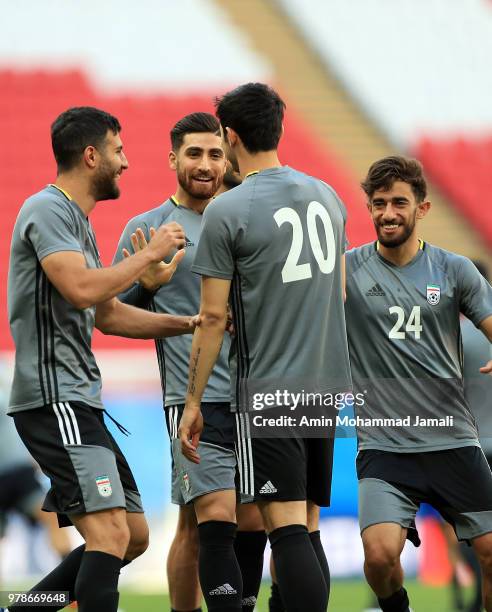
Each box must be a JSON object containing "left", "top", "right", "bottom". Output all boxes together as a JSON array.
[
  {"left": 236, "top": 150, "right": 281, "bottom": 179},
  {"left": 173, "top": 185, "right": 211, "bottom": 214},
  {"left": 378, "top": 234, "right": 421, "bottom": 266},
  {"left": 54, "top": 173, "right": 97, "bottom": 216}
]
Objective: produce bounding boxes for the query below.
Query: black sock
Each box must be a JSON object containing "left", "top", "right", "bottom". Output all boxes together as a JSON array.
[
  {"left": 269, "top": 524, "right": 327, "bottom": 612},
  {"left": 378, "top": 587, "right": 410, "bottom": 612},
  {"left": 269, "top": 582, "right": 285, "bottom": 612},
  {"left": 309, "top": 530, "right": 330, "bottom": 601},
  {"left": 74, "top": 551, "right": 122, "bottom": 612},
  {"left": 8, "top": 545, "right": 85, "bottom": 611},
  {"left": 234, "top": 530, "right": 267, "bottom": 610},
  {"left": 198, "top": 520, "right": 242, "bottom": 611}
]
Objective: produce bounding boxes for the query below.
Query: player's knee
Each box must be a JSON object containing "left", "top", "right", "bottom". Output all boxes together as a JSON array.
[
  {"left": 364, "top": 542, "right": 399, "bottom": 575},
  {"left": 86, "top": 517, "right": 130, "bottom": 557}
]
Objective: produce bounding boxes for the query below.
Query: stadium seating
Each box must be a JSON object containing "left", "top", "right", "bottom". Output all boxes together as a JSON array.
[
  {"left": 1, "top": 69, "right": 371, "bottom": 350},
  {"left": 277, "top": 0, "right": 492, "bottom": 248},
  {"left": 416, "top": 137, "right": 492, "bottom": 248}
]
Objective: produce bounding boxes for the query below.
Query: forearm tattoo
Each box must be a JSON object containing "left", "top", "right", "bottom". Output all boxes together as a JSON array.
[{"left": 188, "top": 347, "right": 201, "bottom": 395}]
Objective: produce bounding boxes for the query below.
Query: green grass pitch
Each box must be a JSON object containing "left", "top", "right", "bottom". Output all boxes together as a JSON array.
[{"left": 112, "top": 579, "right": 470, "bottom": 611}]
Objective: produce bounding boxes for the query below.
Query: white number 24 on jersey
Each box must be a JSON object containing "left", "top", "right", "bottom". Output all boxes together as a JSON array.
[
  {"left": 388, "top": 306, "right": 422, "bottom": 339},
  {"left": 274, "top": 201, "right": 336, "bottom": 283}
]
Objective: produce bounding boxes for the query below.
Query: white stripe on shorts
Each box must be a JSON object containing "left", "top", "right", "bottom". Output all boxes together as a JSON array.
[
  {"left": 64, "top": 402, "right": 82, "bottom": 445},
  {"left": 53, "top": 403, "right": 69, "bottom": 446},
  {"left": 59, "top": 402, "right": 75, "bottom": 445}
]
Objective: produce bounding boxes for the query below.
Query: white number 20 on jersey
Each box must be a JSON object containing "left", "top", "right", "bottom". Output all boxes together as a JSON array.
[
  {"left": 274, "top": 201, "right": 336, "bottom": 283},
  {"left": 388, "top": 306, "right": 422, "bottom": 339}
]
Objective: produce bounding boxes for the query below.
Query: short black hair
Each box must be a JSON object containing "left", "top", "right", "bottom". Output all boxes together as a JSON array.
[
  {"left": 51, "top": 106, "right": 121, "bottom": 173},
  {"left": 361, "top": 156, "right": 427, "bottom": 202},
  {"left": 215, "top": 82, "right": 286, "bottom": 153},
  {"left": 170, "top": 112, "right": 220, "bottom": 151}
]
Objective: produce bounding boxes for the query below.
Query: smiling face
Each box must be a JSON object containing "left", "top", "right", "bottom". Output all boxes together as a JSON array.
[
  {"left": 169, "top": 132, "right": 226, "bottom": 200},
  {"left": 91, "top": 130, "right": 128, "bottom": 201},
  {"left": 368, "top": 180, "right": 423, "bottom": 248}
]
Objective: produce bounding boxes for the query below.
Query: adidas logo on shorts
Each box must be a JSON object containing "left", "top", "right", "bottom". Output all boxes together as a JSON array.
[
  {"left": 242, "top": 595, "right": 257, "bottom": 607},
  {"left": 259, "top": 480, "right": 278, "bottom": 494},
  {"left": 209, "top": 583, "right": 238, "bottom": 596},
  {"left": 366, "top": 283, "right": 386, "bottom": 297}
]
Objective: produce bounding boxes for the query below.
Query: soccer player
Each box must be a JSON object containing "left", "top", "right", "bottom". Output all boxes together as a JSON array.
[
  {"left": 179, "top": 83, "right": 352, "bottom": 612},
  {"left": 114, "top": 112, "right": 266, "bottom": 612},
  {"left": 345, "top": 156, "right": 492, "bottom": 612},
  {"left": 6, "top": 106, "right": 196, "bottom": 612}
]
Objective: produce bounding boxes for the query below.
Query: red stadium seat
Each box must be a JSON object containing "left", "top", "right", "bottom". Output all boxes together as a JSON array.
[{"left": 2, "top": 68, "right": 373, "bottom": 350}]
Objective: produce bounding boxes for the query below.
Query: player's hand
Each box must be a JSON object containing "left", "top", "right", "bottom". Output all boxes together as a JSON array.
[
  {"left": 122, "top": 227, "right": 186, "bottom": 290},
  {"left": 146, "top": 222, "right": 186, "bottom": 263},
  {"left": 480, "top": 359, "right": 492, "bottom": 375},
  {"left": 178, "top": 405, "right": 203, "bottom": 464},
  {"left": 189, "top": 314, "right": 201, "bottom": 331}
]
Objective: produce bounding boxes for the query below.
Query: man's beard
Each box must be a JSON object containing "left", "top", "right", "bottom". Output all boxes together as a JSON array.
[
  {"left": 92, "top": 162, "right": 120, "bottom": 201},
  {"left": 177, "top": 169, "right": 218, "bottom": 200},
  {"left": 375, "top": 216, "right": 416, "bottom": 248}
]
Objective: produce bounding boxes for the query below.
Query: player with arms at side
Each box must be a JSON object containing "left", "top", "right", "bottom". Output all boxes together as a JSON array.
[
  {"left": 6, "top": 107, "right": 196, "bottom": 612},
  {"left": 114, "top": 112, "right": 266, "bottom": 612},
  {"left": 179, "top": 83, "right": 352, "bottom": 612},
  {"left": 345, "top": 156, "right": 492, "bottom": 612}
]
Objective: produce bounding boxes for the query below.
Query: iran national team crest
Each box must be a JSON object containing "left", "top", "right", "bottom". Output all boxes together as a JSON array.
[
  {"left": 95, "top": 475, "right": 112, "bottom": 498},
  {"left": 183, "top": 473, "right": 190, "bottom": 493},
  {"left": 426, "top": 284, "right": 441, "bottom": 305}
]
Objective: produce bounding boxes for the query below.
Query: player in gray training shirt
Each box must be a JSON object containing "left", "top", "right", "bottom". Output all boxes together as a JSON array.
[
  {"left": 114, "top": 113, "right": 266, "bottom": 612},
  {"left": 7, "top": 107, "right": 195, "bottom": 612},
  {"left": 179, "top": 84, "right": 351, "bottom": 612},
  {"left": 345, "top": 156, "right": 492, "bottom": 612}
]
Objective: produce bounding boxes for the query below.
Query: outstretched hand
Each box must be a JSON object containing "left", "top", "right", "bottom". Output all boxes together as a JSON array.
[{"left": 122, "top": 227, "right": 185, "bottom": 290}]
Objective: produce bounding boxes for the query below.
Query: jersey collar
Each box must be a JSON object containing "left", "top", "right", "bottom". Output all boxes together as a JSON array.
[{"left": 49, "top": 184, "right": 72, "bottom": 201}]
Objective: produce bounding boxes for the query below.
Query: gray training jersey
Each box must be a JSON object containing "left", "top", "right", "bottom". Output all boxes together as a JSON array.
[
  {"left": 8, "top": 185, "right": 103, "bottom": 414},
  {"left": 345, "top": 242, "right": 492, "bottom": 452},
  {"left": 192, "top": 166, "right": 352, "bottom": 408},
  {"left": 113, "top": 198, "right": 230, "bottom": 407},
  {"left": 461, "top": 317, "right": 492, "bottom": 453}
]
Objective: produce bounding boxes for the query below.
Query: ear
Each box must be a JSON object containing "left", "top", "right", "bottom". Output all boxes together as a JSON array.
[
  {"left": 225, "top": 127, "right": 238, "bottom": 147},
  {"left": 169, "top": 150, "right": 177, "bottom": 171},
  {"left": 416, "top": 200, "right": 431, "bottom": 219},
  {"left": 83, "top": 145, "right": 98, "bottom": 169},
  {"left": 366, "top": 201, "right": 373, "bottom": 215}
]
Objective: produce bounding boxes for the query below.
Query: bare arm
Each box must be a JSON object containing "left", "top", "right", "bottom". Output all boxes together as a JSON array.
[
  {"left": 41, "top": 223, "right": 185, "bottom": 309},
  {"left": 95, "top": 298, "right": 197, "bottom": 338},
  {"left": 178, "top": 276, "right": 231, "bottom": 461},
  {"left": 479, "top": 315, "right": 492, "bottom": 374}
]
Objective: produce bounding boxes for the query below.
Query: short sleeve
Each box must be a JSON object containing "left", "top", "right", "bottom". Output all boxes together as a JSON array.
[
  {"left": 191, "top": 199, "right": 237, "bottom": 280},
  {"left": 21, "top": 199, "right": 82, "bottom": 261},
  {"left": 458, "top": 257, "right": 492, "bottom": 326}
]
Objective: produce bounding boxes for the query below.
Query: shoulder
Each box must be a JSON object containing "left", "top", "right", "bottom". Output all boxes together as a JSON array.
[
  {"left": 423, "top": 243, "right": 473, "bottom": 276},
  {"left": 203, "top": 185, "right": 251, "bottom": 220},
  {"left": 346, "top": 242, "right": 377, "bottom": 273},
  {"left": 18, "top": 187, "right": 75, "bottom": 225},
  {"left": 22, "top": 186, "right": 67, "bottom": 212}
]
